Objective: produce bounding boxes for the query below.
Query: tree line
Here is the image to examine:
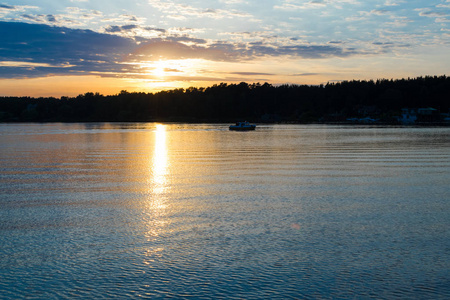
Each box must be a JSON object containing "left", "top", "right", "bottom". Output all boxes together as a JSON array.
[{"left": 1, "top": 75, "right": 449, "bottom": 123}]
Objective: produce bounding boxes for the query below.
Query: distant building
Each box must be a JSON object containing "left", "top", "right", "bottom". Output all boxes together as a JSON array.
[
  {"left": 442, "top": 111, "right": 450, "bottom": 123},
  {"left": 418, "top": 107, "right": 437, "bottom": 115},
  {"left": 398, "top": 107, "right": 439, "bottom": 124},
  {"left": 399, "top": 108, "right": 417, "bottom": 124},
  {"left": 346, "top": 117, "right": 378, "bottom": 124}
]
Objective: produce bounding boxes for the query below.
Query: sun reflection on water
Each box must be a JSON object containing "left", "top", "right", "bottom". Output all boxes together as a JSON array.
[
  {"left": 145, "top": 124, "right": 170, "bottom": 240},
  {"left": 152, "top": 124, "right": 168, "bottom": 195}
]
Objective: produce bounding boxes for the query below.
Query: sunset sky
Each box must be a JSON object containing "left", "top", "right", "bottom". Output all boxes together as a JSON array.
[{"left": 1, "top": 0, "right": 449, "bottom": 97}]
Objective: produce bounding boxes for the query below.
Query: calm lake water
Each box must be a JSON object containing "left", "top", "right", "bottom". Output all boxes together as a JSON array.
[{"left": 0, "top": 123, "right": 449, "bottom": 299}]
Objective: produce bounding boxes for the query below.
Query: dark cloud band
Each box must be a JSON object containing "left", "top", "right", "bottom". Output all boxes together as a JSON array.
[{"left": 0, "top": 21, "right": 353, "bottom": 79}]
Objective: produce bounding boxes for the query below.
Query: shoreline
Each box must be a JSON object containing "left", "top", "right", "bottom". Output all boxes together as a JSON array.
[{"left": 1, "top": 120, "right": 449, "bottom": 126}]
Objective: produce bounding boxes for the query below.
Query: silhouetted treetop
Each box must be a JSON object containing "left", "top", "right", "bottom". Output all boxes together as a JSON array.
[{"left": 0, "top": 76, "right": 449, "bottom": 123}]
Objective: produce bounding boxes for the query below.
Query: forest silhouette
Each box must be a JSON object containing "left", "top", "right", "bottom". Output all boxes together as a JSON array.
[{"left": 1, "top": 76, "right": 449, "bottom": 124}]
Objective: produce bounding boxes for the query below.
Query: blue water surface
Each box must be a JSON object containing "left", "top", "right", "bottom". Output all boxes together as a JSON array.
[{"left": 1, "top": 123, "right": 449, "bottom": 299}]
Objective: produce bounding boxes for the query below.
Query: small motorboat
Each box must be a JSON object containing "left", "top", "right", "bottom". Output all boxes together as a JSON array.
[{"left": 229, "top": 121, "right": 256, "bottom": 131}]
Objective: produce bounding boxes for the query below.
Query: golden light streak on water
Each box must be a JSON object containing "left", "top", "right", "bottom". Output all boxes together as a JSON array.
[
  {"left": 152, "top": 124, "right": 168, "bottom": 194},
  {"left": 145, "top": 124, "right": 170, "bottom": 240}
]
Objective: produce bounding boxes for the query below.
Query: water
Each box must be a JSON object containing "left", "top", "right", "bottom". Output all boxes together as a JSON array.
[{"left": 0, "top": 123, "right": 449, "bottom": 299}]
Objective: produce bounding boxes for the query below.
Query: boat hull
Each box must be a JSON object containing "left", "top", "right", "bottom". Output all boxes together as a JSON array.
[{"left": 229, "top": 125, "right": 256, "bottom": 131}]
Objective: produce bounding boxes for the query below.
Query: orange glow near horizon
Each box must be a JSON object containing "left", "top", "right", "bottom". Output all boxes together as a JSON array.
[
  {"left": 0, "top": 55, "right": 434, "bottom": 98},
  {"left": 0, "top": 59, "right": 215, "bottom": 97}
]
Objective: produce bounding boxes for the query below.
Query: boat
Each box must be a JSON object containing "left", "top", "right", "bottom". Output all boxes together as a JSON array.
[{"left": 229, "top": 121, "right": 256, "bottom": 131}]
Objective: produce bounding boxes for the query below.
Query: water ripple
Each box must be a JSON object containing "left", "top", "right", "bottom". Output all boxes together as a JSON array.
[{"left": 1, "top": 124, "right": 449, "bottom": 299}]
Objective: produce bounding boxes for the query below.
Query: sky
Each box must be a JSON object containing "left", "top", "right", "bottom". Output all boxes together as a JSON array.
[{"left": 0, "top": 0, "right": 449, "bottom": 97}]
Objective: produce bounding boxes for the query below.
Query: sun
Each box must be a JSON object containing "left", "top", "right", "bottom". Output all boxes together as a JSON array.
[
  {"left": 133, "top": 58, "right": 212, "bottom": 91},
  {"left": 152, "top": 60, "right": 167, "bottom": 77},
  {"left": 145, "top": 59, "right": 203, "bottom": 79}
]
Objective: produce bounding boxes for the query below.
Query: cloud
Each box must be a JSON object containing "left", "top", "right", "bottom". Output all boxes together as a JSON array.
[
  {"left": 0, "top": 4, "right": 14, "bottom": 9},
  {"left": 0, "top": 3, "right": 38, "bottom": 18},
  {"left": 128, "top": 40, "right": 235, "bottom": 61},
  {"left": 384, "top": 0, "right": 405, "bottom": 6},
  {"left": 415, "top": 7, "right": 450, "bottom": 23},
  {"left": 101, "top": 12, "right": 146, "bottom": 25},
  {"left": 104, "top": 24, "right": 167, "bottom": 38},
  {"left": 0, "top": 21, "right": 135, "bottom": 78},
  {"left": 1, "top": 6, "right": 104, "bottom": 28},
  {"left": 248, "top": 43, "right": 356, "bottom": 59},
  {"left": 220, "top": 0, "right": 247, "bottom": 4},
  {"left": 1, "top": 5, "right": 147, "bottom": 29},
  {"left": 0, "top": 61, "right": 59, "bottom": 68},
  {"left": 0, "top": 4, "right": 38, "bottom": 11},
  {"left": 0, "top": 21, "right": 358, "bottom": 80},
  {"left": 418, "top": 10, "right": 448, "bottom": 18},
  {"left": 231, "top": 72, "right": 275, "bottom": 76},
  {"left": 20, "top": 13, "right": 60, "bottom": 24},
  {"left": 290, "top": 73, "right": 320, "bottom": 76},
  {"left": 148, "top": 0, "right": 252, "bottom": 20},
  {"left": 274, "top": 0, "right": 359, "bottom": 10},
  {"left": 102, "top": 24, "right": 209, "bottom": 44},
  {"left": 370, "top": 9, "right": 390, "bottom": 16}
]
